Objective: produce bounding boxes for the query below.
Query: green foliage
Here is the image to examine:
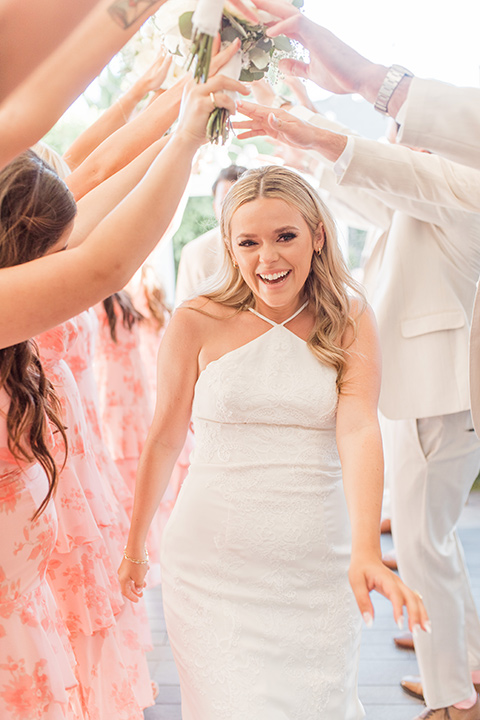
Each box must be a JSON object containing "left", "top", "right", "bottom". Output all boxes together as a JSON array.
[
  {"left": 43, "top": 115, "right": 91, "bottom": 156},
  {"left": 473, "top": 471, "right": 480, "bottom": 491},
  {"left": 172, "top": 196, "right": 217, "bottom": 272},
  {"left": 179, "top": 11, "right": 194, "bottom": 39}
]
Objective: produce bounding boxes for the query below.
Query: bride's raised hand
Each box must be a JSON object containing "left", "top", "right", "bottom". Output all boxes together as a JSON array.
[
  {"left": 348, "top": 555, "right": 431, "bottom": 634},
  {"left": 176, "top": 38, "right": 249, "bottom": 145}
]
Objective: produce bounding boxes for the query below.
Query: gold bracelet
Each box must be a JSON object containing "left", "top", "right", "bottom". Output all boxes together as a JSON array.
[{"left": 123, "top": 546, "right": 149, "bottom": 565}]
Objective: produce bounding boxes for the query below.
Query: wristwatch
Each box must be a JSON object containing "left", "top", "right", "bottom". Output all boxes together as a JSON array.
[{"left": 374, "top": 64, "right": 413, "bottom": 115}]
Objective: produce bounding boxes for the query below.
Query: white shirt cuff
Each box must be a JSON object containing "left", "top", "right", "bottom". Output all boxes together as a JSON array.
[{"left": 333, "top": 136, "right": 355, "bottom": 177}]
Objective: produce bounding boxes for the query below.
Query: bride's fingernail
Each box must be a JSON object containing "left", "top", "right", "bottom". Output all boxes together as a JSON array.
[
  {"left": 363, "top": 612, "right": 373, "bottom": 628},
  {"left": 412, "top": 623, "right": 422, "bottom": 638},
  {"left": 424, "top": 621, "right": 432, "bottom": 634},
  {"left": 397, "top": 616, "right": 404, "bottom": 630}
]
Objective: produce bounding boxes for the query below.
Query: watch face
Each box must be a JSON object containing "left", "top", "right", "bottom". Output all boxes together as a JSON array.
[{"left": 374, "top": 66, "right": 412, "bottom": 115}]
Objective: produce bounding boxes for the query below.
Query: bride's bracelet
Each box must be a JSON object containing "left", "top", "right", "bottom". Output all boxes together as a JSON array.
[{"left": 123, "top": 546, "right": 149, "bottom": 565}]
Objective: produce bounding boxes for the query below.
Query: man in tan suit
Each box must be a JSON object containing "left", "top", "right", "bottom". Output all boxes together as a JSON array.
[
  {"left": 313, "top": 108, "right": 480, "bottom": 718},
  {"left": 175, "top": 165, "right": 246, "bottom": 305}
]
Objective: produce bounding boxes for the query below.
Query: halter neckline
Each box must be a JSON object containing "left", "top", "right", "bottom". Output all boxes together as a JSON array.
[{"left": 248, "top": 300, "right": 309, "bottom": 327}]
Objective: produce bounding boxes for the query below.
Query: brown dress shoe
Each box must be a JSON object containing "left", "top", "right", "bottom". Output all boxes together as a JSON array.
[
  {"left": 403, "top": 678, "right": 480, "bottom": 705},
  {"left": 402, "top": 675, "right": 424, "bottom": 700},
  {"left": 380, "top": 517, "right": 392, "bottom": 534},
  {"left": 395, "top": 631, "right": 415, "bottom": 650},
  {"left": 382, "top": 548, "right": 398, "bottom": 571},
  {"left": 413, "top": 696, "right": 480, "bottom": 719}
]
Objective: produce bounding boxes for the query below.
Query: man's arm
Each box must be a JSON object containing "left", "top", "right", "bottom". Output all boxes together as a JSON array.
[
  {"left": 396, "top": 78, "right": 480, "bottom": 169},
  {"left": 251, "top": 0, "right": 480, "bottom": 169}
]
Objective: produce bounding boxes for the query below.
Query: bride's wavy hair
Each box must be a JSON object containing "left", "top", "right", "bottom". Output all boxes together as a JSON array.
[
  {"left": 0, "top": 150, "right": 75, "bottom": 518},
  {"left": 201, "top": 165, "right": 366, "bottom": 391}
]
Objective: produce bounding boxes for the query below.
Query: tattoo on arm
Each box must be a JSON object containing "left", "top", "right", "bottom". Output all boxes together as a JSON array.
[{"left": 108, "top": 0, "right": 157, "bottom": 29}]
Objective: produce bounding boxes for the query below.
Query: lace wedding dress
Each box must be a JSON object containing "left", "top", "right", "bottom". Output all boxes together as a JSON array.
[{"left": 161, "top": 304, "right": 365, "bottom": 719}]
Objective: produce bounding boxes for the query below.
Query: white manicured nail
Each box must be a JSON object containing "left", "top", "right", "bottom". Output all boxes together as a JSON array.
[
  {"left": 397, "top": 616, "right": 404, "bottom": 630},
  {"left": 424, "top": 621, "right": 432, "bottom": 634},
  {"left": 363, "top": 612, "right": 373, "bottom": 628},
  {"left": 412, "top": 623, "right": 422, "bottom": 637}
]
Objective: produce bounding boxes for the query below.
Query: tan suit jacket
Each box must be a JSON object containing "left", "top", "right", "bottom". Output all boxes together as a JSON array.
[
  {"left": 175, "top": 227, "right": 223, "bottom": 306},
  {"left": 298, "top": 109, "right": 480, "bottom": 419},
  {"left": 397, "top": 78, "right": 480, "bottom": 431},
  {"left": 336, "top": 136, "right": 480, "bottom": 419}
]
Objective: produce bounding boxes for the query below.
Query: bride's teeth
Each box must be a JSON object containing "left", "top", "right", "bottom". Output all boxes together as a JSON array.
[{"left": 260, "top": 271, "right": 289, "bottom": 281}]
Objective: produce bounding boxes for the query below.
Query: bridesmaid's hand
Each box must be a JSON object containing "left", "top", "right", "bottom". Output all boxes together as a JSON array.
[
  {"left": 175, "top": 39, "right": 249, "bottom": 146},
  {"left": 348, "top": 556, "right": 431, "bottom": 634},
  {"left": 118, "top": 556, "right": 149, "bottom": 603}
]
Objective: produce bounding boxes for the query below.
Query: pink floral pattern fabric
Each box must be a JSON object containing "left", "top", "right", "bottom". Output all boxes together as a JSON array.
[
  {"left": 0, "top": 389, "right": 83, "bottom": 720},
  {"left": 93, "top": 297, "right": 194, "bottom": 582},
  {"left": 93, "top": 303, "right": 164, "bottom": 582},
  {"left": 36, "top": 320, "right": 152, "bottom": 719},
  {"left": 65, "top": 311, "right": 153, "bottom": 687}
]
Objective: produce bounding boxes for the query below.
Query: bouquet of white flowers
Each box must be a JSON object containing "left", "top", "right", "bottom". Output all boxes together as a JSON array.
[{"left": 177, "top": 0, "right": 303, "bottom": 143}]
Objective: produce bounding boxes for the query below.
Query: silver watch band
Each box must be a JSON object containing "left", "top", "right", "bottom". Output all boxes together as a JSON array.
[{"left": 374, "top": 64, "right": 413, "bottom": 116}]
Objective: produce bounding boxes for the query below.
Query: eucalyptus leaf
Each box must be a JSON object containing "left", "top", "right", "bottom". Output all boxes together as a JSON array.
[
  {"left": 273, "top": 35, "right": 293, "bottom": 52},
  {"left": 179, "top": 11, "right": 193, "bottom": 39},
  {"left": 250, "top": 48, "right": 270, "bottom": 70},
  {"left": 223, "top": 11, "right": 248, "bottom": 38},
  {"left": 257, "top": 37, "right": 273, "bottom": 52},
  {"left": 240, "top": 68, "right": 266, "bottom": 82},
  {"left": 292, "top": 0, "right": 304, "bottom": 7},
  {"left": 221, "top": 25, "right": 242, "bottom": 43}
]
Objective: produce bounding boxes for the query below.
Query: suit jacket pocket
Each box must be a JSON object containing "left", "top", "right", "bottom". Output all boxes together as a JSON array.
[{"left": 401, "top": 311, "right": 465, "bottom": 338}]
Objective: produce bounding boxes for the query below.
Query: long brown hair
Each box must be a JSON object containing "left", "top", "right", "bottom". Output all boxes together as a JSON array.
[
  {"left": 0, "top": 150, "right": 76, "bottom": 517},
  {"left": 140, "top": 264, "right": 169, "bottom": 331},
  {"left": 204, "top": 166, "right": 366, "bottom": 391},
  {"left": 102, "top": 290, "right": 144, "bottom": 342}
]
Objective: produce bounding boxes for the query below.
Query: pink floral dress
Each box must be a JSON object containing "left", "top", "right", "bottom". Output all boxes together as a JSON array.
[
  {"left": 93, "top": 304, "right": 151, "bottom": 500},
  {"left": 0, "top": 388, "right": 83, "bottom": 720},
  {"left": 132, "top": 292, "right": 195, "bottom": 542},
  {"left": 36, "top": 320, "right": 153, "bottom": 720},
  {"left": 93, "top": 300, "right": 194, "bottom": 571}
]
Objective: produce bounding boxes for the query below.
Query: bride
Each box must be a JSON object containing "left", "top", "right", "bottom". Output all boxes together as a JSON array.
[{"left": 119, "top": 164, "right": 429, "bottom": 719}]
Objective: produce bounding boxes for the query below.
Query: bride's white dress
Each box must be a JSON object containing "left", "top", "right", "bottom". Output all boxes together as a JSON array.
[{"left": 160, "top": 305, "right": 364, "bottom": 719}]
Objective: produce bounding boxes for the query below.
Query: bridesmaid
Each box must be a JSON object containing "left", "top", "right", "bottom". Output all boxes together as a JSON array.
[
  {"left": 0, "top": 61, "right": 247, "bottom": 719},
  {"left": 36, "top": 318, "right": 152, "bottom": 718},
  {"left": 94, "top": 292, "right": 152, "bottom": 504},
  {"left": 128, "top": 266, "right": 196, "bottom": 542}
]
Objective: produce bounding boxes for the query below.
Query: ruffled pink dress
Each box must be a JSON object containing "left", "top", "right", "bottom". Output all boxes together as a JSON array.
[
  {"left": 93, "top": 305, "right": 151, "bottom": 501},
  {"left": 0, "top": 387, "right": 83, "bottom": 720},
  {"left": 66, "top": 308, "right": 160, "bottom": 588},
  {"left": 94, "top": 300, "right": 194, "bottom": 562},
  {"left": 134, "top": 294, "right": 195, "bottom": 540},
  {"left": 35, "top": 320, "right": 153, "bottom": 720}
]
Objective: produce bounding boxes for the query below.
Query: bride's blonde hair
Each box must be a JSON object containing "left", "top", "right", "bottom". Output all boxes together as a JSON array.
[{"left": 200, "top": 165, "right": 365, "bottom": 391}]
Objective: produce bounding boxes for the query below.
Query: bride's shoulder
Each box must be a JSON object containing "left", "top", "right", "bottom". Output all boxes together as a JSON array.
[
  {"left": 176, "top": 296, "right": 234, "bottom": 323},
  {"left": 171, "top": 297, "right": 236, "bottom": 341}
]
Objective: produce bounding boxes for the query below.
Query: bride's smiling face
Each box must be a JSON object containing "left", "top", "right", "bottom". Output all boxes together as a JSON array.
[{"left": 230, "top": 197, "right": 323, "bottom": 313}]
